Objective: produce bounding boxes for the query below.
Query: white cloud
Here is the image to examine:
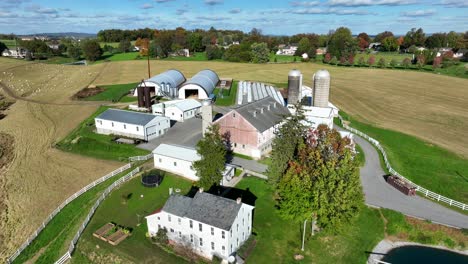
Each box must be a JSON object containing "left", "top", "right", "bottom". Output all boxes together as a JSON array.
[
  {"left": 292, "top": 7, "right": 371, "bottom": 15},
  {"left": 438, "top": 0, "right": 468, "bottom": 8},
  {"left": 401, "top": 9, "right": 436, "bottom": 16},
  {"left": 290, "top": 1, "right": 320, "bottom": 7},
  {"left": 155, "top": 0, "right": 175, "bottom": 3},
  {"left": 140, "top": 3, "right": 154, "bottom": 9},
  {"left": 229, "top": 8, "right": 242, "bottom": 14},
  {"left": 204, "top": 0, "right": 223, "bottom": 6},
  {"left": 196, "top": 15, "right": 229, "bottom": 21},
  {"left": 328, "top": 0, "right": 418, "bottom": 6}
]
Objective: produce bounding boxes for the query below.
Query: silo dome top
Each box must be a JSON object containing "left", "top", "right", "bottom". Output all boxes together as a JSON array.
[
  {"left": 288, "top": 69, "right": 302, "bottom": 77},
  {"left": 315, "top": 69, "right": 330, "bottom": 79},
  {"left": 201, "top": 99, "right": 212, "bottom": 106}
]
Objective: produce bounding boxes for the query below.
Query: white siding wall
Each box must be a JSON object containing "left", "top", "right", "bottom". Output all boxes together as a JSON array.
[
  {"left": 164, "top": 107, "right": 184, "bottom": 122},
  {"left": 146, "top": 202, "right": 254, "bottom": 260},
  {"left": 305, "top": 115, "right": 333, "bottom": 129},
  {"left": 153, "top": 155, "right": 199, "bottom": 181},
  {"left": 178, "top": 84, "right": 209, "bottom": 100},
  {"left": 95, "top": 117, "right": 170, "bottom": 141}
]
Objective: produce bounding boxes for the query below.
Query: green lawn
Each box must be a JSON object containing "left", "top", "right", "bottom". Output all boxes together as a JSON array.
[
  {"left": 85, "top": 82, "right": 138, "bottom": 102},
  {"left": 354, "top": 52, "right": 412, "bottom": 62},
  {"left": 355, "top": 144, "right": 366, "bottom": 167},
  {"left": 340, "top": 111, "right": 468, "bottom": 204},
  {"left": 12, "top": 167, "right": 136, "bottom": 264},
  {"left": 214, "top": 80, "right": 238, "bottom": 106},
  {"left": 95, "top": 52, "right": 140, "bottom": 63},
  {"left": 0, "top": 39, "right": 17, "bottom": 49},
  {"left": 270, "top": 53, "right": 301, "bottom": 63},
  {"left": 56, "top": 106, "right": 149, "bottom": 161},
  {"left": 73, "top": 173, "right": 193, "bottom": 263},
  {"left": 163, "top": 52, "right": 210, "bottom": 61}
]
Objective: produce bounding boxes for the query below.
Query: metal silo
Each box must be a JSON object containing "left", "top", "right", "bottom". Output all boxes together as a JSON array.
[
  {"left": 313, "top": 69, "right": 330, "bottom": 108},
  {"left": 287, "top": 69, "right": 302, "bottom": 106}
]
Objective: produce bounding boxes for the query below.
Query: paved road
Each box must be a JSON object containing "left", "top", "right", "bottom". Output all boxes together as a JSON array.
[
  {"left": 229, "top": 157, "right": 268, "bottom": 173},
  {"left": 354, "top": 134, "right": 468, "bottom": 229}
]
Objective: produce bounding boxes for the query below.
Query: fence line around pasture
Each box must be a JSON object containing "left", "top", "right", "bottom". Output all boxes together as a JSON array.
[
  {"left": 129, "top": 153, "right": 153, "bottom": 162},
  {"left": 6, "top": 163, "right": 132, "bottom": 264},
  {"left": 54, "top": 167, "right": 141, "bottom": 264},
  {"left": 338, "top": 115, "right": 467, "bottom": 211}
]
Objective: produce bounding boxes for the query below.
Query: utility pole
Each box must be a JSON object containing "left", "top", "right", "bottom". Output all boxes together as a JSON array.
[
  {"left": 147, "top": 48, "right": 151, "bottom": 78},
  {"left": 301, "top": 219, "right": 307, "bottom": 251}
]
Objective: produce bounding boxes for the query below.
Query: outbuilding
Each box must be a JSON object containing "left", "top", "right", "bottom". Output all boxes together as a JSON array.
[
  {"left": 95, "top": 108, "right": 170, "bottom": 141},
  {"left": 178, "top": 70, "right": 219, "bottom": 100},
  {"left": 152, "top": 99, "right": 202, "bottom": 122},
  {"left": 152, "top": 144, "right": 234, "bottom": 182},
  {"left": 133, "top": 69, "right": 186, "bottom": 98}
]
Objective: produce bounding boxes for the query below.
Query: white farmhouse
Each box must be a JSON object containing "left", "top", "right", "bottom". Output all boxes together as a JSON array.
[
  {"left": 95, "top": 109, "right": 170, "bottom": 141},
  {"left": 146, "top": 190, "right": 254, "bottom": 261},
  {"left": 152, "top": 99, "right": 202, "bottom": 122},
  {"left": 152, "top": 144, "right": 234, "bottom": 182},
  {"left": 302, "top": 106, "right": 335, "bottom": 129}
]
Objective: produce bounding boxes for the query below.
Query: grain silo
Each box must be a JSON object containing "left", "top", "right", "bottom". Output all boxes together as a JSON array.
[
  {"left": 201, "top": 99, "right": 213, "bottom": 137},
  {"left": 287, "top": 69, "right": 302, "bottom": 106},
  {"left": 313, "top": 69, "right": 330, "bottom": 108}
]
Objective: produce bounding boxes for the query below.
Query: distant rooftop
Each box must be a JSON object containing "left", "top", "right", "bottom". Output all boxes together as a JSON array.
[
  {"left": 96, "top": 108, "right": 167, "bottom": 126},
  {"left": 163, "top": 99, "right": 202, "bottom": 112}
]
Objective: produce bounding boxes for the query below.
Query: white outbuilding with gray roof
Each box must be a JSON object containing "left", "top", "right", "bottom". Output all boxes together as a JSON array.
[
  {"left": 152, "top": 99, "right": 202, "bottom": 122},
  {"left": 153, "top": 143, "right": 234, "bottom": 182},
  {"left": 95, "top": 109, "right": 170, "bottom": 141}
]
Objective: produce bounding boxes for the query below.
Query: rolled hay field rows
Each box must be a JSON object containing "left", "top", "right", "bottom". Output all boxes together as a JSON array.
[{"left": 0, "top": 58, "right": 122, "bottom": 262}]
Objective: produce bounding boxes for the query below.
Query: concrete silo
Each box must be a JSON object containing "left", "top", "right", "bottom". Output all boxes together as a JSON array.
[
  {"left": 287, "top": 69, "right": 302, "bottom": 106},
  {"left": 313, "top": 69, "right": 330, "bottom": 108},
  {"left": 201, "top": 99, "right": 213, "bottom": 137}
]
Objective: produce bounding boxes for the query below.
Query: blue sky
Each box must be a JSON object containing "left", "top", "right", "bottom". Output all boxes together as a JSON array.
[{"left": 0, "top": 0, "right": 467, "bottom": 35}]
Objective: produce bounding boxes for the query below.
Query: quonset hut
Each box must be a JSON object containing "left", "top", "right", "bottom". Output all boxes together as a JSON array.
[
  {"left": 134, "top": 69, "right": 186, "bottom": 102},
  {"left": 178, "top": 70, "right": 219, "bottom": 100}
]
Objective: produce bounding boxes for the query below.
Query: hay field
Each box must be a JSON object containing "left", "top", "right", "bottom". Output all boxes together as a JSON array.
[
  {"left": 0, "top": 58, "right": 121, "bottom": 261},
  {"left": 94, "top": 60, "right": 468, "bottom": 158}
]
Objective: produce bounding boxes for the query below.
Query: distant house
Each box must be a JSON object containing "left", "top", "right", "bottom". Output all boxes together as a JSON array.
[
  {"left": 214, "top": 97, "right": 290, "bottom": 159},
  {"left": 368, "top": 42, "right": 381, "bottom": 50},
  {"left": 454, "top": 49, "right": 468, "bottom": 60},
  {"left": 316, "top": 47, "right": 327, "bottom": 55},
  {"left": 95, "top": 108, "right": 170, "bottom": 141},
  {"left": 1, "top": 48, "right": 30, "bottom": 58},
  {"left": 146, "top": 190, "right": 254, "bottom": 261},
  {"left": 152, "top": 143, "right": 234, "bottom": 182},
  {"left": 276, "top": 44, "right": 298, "bottom": 56},
  {"left": 152, "top": 99, "right": 201, "bottom": 122}
]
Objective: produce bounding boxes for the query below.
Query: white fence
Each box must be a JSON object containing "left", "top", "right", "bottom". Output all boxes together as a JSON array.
[
  {"left": 7, "top": 163, "right": 132, "bottom": 264},
  {"left": 129, "top": 153, "right": 153, "bottom": 162},
  {"left": 339, "top": 116, "right": 467, "bottom": 211},
  {"left": 54, "top": 167, "right": 141, "bottom": 264}
]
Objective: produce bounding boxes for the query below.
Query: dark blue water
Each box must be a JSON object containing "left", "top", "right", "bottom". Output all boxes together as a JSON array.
[{"left": 381, "top": 245, "right": 468, "bottom": 264}]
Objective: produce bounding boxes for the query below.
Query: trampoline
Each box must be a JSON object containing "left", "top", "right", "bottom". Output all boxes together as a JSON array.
[{"left": 141, "top": 170, "right": 163, "bottom": 187}]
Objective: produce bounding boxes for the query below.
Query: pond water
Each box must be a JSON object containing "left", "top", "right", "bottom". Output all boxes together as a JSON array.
[{"left": 381, "top": 245, "right": 468, "bottom": 264}]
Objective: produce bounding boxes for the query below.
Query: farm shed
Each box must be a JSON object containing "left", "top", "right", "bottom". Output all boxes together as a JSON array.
[
  {"left": 178, "top": 70, "right": 219, "bottom": 100},
  {"left": 152, "top": 144, "right": 234, "bottom": 182},
  {"left": 134, "top": 69, "right": 186, "bottom": 98},
  {"left": 95, "top": 109, "right": 170, "bottom": 141},
  {"left": 152, "top": 99, "right": 202, "bottom": 122}
]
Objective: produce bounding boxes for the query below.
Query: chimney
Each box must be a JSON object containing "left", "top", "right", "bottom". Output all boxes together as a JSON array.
[
  {"left": 259, "top": 107, "right": 264, "bottom": 114},
  {"left": 266, "top": 104, "right": 271, "bottom": 111},
  {"left": 236, "top": 197, "right": 242, "bottom": 204},
  {"left": 252, "top": 111, "right": 257, "bottom": 117},
  {"left": 199, "top": 187, "right": 204, "bottom": 193}
]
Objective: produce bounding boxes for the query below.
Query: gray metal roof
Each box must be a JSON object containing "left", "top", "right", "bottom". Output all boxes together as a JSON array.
[
  {"left": 152, "top": 144, "right": 200, "bottom": 162},
  {"left": 143, "top": 69, "right": 186, "bottom": 88},
  {"left": 182, "top": 69, "right": 219, "bottom": 95},
  {"left": 162, "top": 192, "right": 243, "bottom": 231},
  {"left": 231, "top": 97, "right": 290, "bottom": 133},
  {"left": 96, "top": 108, "right": 166, "bottom": 126}
]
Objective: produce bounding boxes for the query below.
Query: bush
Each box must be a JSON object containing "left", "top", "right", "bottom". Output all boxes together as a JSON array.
[
  {"left": 378, "top": 58, "right": 386, "bottom": 68},
  {"left": 389, "top": 59, "right": 397, "bottom": 68},
  {"left": 330, "top": 56, "right": 338, "bottom": 65},
  {"left": 154, "top": 228, "right": 168, "bottom": 244}
]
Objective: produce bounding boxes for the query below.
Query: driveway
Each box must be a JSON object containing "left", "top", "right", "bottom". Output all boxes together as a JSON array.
[
  {"left": 137, "top": 117, "right": 202, "bottom": 151},
  {"left": 354, "top": 134, "right": 468, "bottom": 228}
]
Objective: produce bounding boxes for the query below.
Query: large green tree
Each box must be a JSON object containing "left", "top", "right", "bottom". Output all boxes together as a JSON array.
[
  {"left": 268, "top": 107, "right": 304, "bottom": 185},
  {"left": 277, "top": 125, "right": 363, "bottom": 230},
  {"left": 381, "top": 37, "right": 399, "bottom": 51},
  {"left": 327, "top": 27, "right": 357, "bottom": 58},
  {"left": 0, "top": 41, "right": 7, "bottom": 55},
  {"left": 118, "top": 39, "right": 132, "bottom": 53},
  {"left": 250, "top": 42, "right": 270, "bottom": 63},
  {"left": 67, "top": 43, "right": 81, "bottom": 60},
  {"left": 295, "top": 37, "right": 312, "bottom": 57},
  {"left": 403, "top": 28, "right": 426, "bottom": 48},
  {"left": 80, "top": 39, "right": 102, "bottom": 62},
  {"left": 187, "top": 32, "right": 203, "bottom": 52},
  {"left": 193, "top": 124, "right": 227, "bottom": 190}
]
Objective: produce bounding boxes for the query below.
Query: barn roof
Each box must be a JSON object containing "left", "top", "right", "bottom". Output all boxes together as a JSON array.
[
  {"left": 161, "top": 192, "right": 245, "bottom": 231},
  {"left": 143, "top": 69, "right": 186, "bottom": 88},
  {"left": 96, "top": 108, "right": 166, "bottom": 126},
  {"left": 181, "top": 69, "right": 219, "bottom": 96},
  {"left": 165, "top": 99, "right": 202, "bottom": 112},
  {"left": 231, "top": 96, "right": 290, "bottom": 133}
]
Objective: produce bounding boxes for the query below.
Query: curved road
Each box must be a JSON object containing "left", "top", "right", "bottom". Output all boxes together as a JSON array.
[{"left": 354, "top": 134, "right": 468, "bottom": 229}]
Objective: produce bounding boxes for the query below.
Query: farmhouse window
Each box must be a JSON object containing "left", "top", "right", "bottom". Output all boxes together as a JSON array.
[
  {"left": 211, "top": 242, "right": 215, "bottom": 250},
  {"left": 136, "top": 126, "right": 139, "bottom": 131},
  {"left": 170, "top": 228, "right": 174, "bottom": 233},
  {"left": 159, "top": 158, "right": 162, "bottom": 163},
  {"left": 190, "top": 220, "right": 193, "bottom": 228},
  {"left": 199, "top": 238, "right": 203, "bottom": 246},
  {"left": 111, "top": 122, "right": 114, "bottom": 127},
  {"left": 233, "top": 113, "right": 236, "bottom": 117},
  {"left": 190, "top": 234, "right": 193, "bottom": 243},
  {"left": 178, "top": 218, "right": 181, "bottom": 225},
  {"left": 174, "top": 162, "right": 177, "bottom": 166},
  {"left": 168, "top": 215, "right": 171, "bottom": 222},
  {"left": 211, "top": 227, "right": 214, "bottom": 235},
  {"left": 123, "top": 124, "right": 126, "bottom": 129},
  {"left": 199, "top": 223, "right": 203, "bottom": 232},
  {"left": 222, "top": 246, "right": 225, "bottom": 252},
  {"left": 222, "top": 231, "right": 225, "bottom": 239}
]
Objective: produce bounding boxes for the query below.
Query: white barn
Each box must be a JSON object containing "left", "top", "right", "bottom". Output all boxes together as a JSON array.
[
  {"left": 302, "top": 106, "right": 335, "bottom": 129},
  {"left": 146, "top": 191, "right": 254, "bottom": 261},
  {"left": 133, "top": 69, "right": 186, "bottom": 98},
  {"left": 178, "top": 70, "right": 219, "bottom": 100},
  {"left": 152, "top": 144, "right": 234, "bottom": 182},
  {"left": 152, "top": 99, "right": 202, "bottom": 122},
  {"left": 95, "top": 109, "right": 170, "bottom": 141}
]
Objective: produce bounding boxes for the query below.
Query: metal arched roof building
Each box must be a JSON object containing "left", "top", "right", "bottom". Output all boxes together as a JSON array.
[
  {"left": 178, "top": 70, "right": 219, "bottom": 100},
  {"left": 134, "top": 69, "right": 186, "bottom": 98}
]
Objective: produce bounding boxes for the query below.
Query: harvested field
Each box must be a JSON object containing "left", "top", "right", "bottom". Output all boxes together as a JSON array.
[
  {"left": 0, "top": 58, "right": 121, "bottom": 261},
  {"left": 93, "top": 60, "right": 468, "bottom": 158}
]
